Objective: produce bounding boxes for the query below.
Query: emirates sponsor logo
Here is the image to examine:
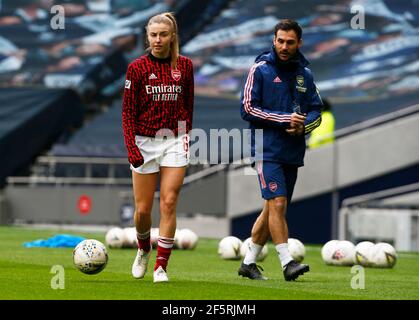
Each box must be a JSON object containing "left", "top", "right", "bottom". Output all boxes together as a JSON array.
[
  {"left": 145, "top": 84, "right": 182, "bottom": 94},
  {"left": 145, "top": 84, "right": 182, "bottom": 101}
]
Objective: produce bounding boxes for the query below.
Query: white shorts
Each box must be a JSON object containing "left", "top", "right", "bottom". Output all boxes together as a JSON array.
[{"left": 131, "top": 134, "right": 190, "bottom": 174}]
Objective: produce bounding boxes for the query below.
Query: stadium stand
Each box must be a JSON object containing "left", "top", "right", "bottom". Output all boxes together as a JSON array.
[
  {"left": 43, "top": 0, "right": 419, "bottom": 171},
  {"left": 176, "top": 0, "right": 232, "bottom": 44},
  {"left": 0, "top": 88, "right": 83, "bottom": 186},
  {"left": 0, "top": 1, "right": 173, "bottom": 97},
  {"left": 184, "top": 0, "right": 419, "bottom": 128}
]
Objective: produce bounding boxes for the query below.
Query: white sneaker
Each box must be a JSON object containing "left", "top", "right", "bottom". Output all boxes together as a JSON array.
[
  {"left": 132, "top": 249, "right": 151, "bottom": 279},
  {"left": 153, "top": 266, "right": 169, "bottom": 283}
]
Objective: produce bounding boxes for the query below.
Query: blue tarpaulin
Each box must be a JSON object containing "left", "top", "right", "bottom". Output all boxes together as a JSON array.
[{"left": 23, "top": 234, "right": 86, "bottom": 248}]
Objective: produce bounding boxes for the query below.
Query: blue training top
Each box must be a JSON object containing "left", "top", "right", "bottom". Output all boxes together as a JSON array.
[{"left": 240, "top": 46, "right": 323, "bottom": 166}]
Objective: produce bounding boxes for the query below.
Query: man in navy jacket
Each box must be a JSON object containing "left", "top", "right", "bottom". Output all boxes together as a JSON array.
[{"left": 239, "top": 19, "right": 322, "bottom": 281}]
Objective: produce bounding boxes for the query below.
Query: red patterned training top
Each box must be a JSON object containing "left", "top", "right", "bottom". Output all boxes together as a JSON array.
[{"left": 122, "top": 53, "right": 194, "bottom": 167}]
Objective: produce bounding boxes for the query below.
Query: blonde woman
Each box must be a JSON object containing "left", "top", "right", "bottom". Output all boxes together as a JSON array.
[{"left": 122, "top": 12, "right": 194, "bottom": 283}]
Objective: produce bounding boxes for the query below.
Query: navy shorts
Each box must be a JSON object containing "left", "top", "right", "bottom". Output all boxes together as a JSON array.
[{"left": 255, "top": 161, "right": 298, "bottom": 201}]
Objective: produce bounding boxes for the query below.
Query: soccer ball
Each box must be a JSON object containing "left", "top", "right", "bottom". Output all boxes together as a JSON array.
[
  {"left": 369, "top": 242, "right": 397, "bottom": 268},
  {"left": 331, "top": 240, "right": 356, "bottom": 266},
  {"left": 321, "top": 240, "right": 339, "bottom": 265},
  {"left": 105, "top": 227, "right": 125, "bottom": 248},
  {"left": 150, "top": 227, "right": 159, "bottom": 248},
  {"left": 321, "top": 240, "right": 356, "bottom": 266},
  {"left": 173, "top": 228, "right": 181, "bottom": 249},
  {"left": 355, "top": 241, "right": 375, "bottom": 267},
  {"left": 239, "top": 237, "right": 268, "bottom": 262},
  {"left": 218, "top": 236, "right": 243, "bottom": 260},
  {"left": 288, "top": 238, "right": 305, "bottom": 263},
  {"left": 176, "top": 228, "right": 199, "bottom": 250},
  {"left": 122, "top": 227, "right": 137, "bottom": 248},
  {"left": 73, "top": 239, "right": 108, "bottom": 274}
]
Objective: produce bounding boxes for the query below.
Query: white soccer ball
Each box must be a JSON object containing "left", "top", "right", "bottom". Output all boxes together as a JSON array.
[
  {"left": 330, "top": 240, "right": 356, "bottom": 266},
  {"left": 288, "top": 238, "right": 305, "bottom": 263},
  {"left": 322, "top": 240, "right": 356, "bottom": 266},
  {"left": 369, "top": 242, "right": 397, "bottom": 268},
  {"left": 150, "top": 227, "right": 159, "bottom": 248},
  {"left": 173, "top": 228, "right": 181, "bottom": 249},
  {"left": 239, "top": 237, "right": 268, "bottom": 262},
  {"left": 355, "top": 241, "right": 375, "bottom": 267},
  {"left": 218, "top": 236, "right": 243, "bottom": 260},
  {"left": 321, "top": 240, "right": 340, "bottom": 265},
  {"left": 176, "top": 228, "right": 199, "bottom": 250},
  {"left": 105, "top": 227, "right": 125, "bottom": 248},
  {"left": 122, "top": 227, "right": 137, "bottom": 248},
  {"left": 73, "top": 239, "right": 108, "bottom": 274}
]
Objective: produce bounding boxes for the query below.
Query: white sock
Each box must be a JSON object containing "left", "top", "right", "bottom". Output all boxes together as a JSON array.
[
  {"left": 243, "top": 240, "right": 263, "bottom": 265},
  {"left": 275, "top": 243, "right": 293, "bottom": 269}
]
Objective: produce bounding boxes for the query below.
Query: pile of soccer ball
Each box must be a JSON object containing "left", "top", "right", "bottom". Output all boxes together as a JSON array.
[
  {"left": 217, "top": 236, "right": 306, "bottom": 262},
  {"left": 104, "top": 227, "right": 199, "bottom": 250},
  {"left": 321, "top": 240, "right": 397, "bottom": 268}
]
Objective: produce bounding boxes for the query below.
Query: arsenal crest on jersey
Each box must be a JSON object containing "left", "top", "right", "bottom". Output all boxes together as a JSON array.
[{"left": 171, "top": 69, "right": 181, "bottom": 81}]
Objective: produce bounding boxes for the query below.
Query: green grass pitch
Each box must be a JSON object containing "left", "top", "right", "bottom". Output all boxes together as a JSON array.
[{"left": 0, "top": 226, "right": 418, "bottom": 300}]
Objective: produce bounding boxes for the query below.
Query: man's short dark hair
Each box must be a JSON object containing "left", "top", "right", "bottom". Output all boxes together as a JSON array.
[{"left": 274, "top": 19, "right": 302, "bottom": 40}]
